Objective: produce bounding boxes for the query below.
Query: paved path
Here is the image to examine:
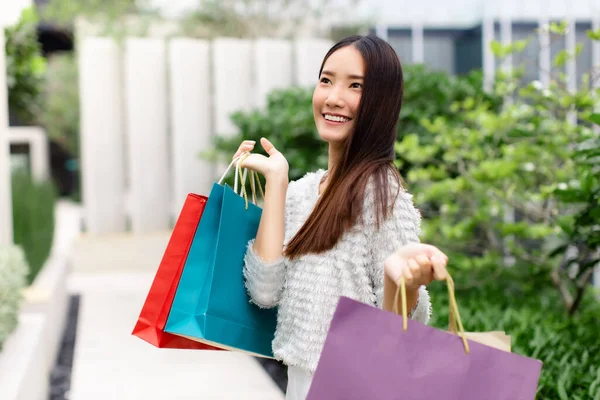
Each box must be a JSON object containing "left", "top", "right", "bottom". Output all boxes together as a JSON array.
[{"left": 63, "top": 203, "right": 284, "bottom": 400}]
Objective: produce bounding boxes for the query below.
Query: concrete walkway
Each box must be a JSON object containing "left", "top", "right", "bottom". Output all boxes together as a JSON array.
[{"left": 64, "top": 204, "right": 284, "bottom": 400}]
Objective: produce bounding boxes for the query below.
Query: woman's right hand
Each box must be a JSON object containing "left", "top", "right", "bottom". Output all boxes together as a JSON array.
[{"left": 233, "top": 138, "right": 289, "bottom": 184}]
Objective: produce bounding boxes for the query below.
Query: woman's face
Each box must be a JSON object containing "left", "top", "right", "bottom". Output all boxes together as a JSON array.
[{"left": 313, "top": 45, "right": 365, "bottom": 146}]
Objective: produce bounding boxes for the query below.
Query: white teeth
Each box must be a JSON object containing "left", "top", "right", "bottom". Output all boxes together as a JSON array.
[{"left": 324, "top": 114, "right": 349, "bottom": 123}]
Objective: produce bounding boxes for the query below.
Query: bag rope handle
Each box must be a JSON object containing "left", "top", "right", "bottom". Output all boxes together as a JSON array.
[{"left": 393, "top": 274, "right": 470, "bottom": 354}]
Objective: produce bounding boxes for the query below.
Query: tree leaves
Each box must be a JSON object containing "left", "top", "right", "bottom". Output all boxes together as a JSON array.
[
  {"left": 553, "top": 45, "right": 583, "bottom": 68},
  {"left": 589, "top": 113, "right": 600, "bottom": 125},
  {"left": 4, "top": 7, "right": 47, "bottom": 125},
  {"left": 586, "top": 28, "right": 600, "bottom": 41}
]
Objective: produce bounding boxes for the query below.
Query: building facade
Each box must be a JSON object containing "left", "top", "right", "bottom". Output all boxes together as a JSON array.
[{"left": 367, "top": 0, "right": 599, "bottom": 89}]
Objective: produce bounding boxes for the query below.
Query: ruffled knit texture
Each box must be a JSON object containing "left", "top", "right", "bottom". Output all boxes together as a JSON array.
[{"left": 243, "top": 169, "right": 431, "bottom": 373}]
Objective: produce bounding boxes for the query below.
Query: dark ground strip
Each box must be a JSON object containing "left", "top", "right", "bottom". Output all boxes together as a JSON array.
[
  {"left": 255, "top": 357, "right": 288, "bottom": 393},
  {"left": 49, "top": 294, "right": 80, "bottom": 400}
]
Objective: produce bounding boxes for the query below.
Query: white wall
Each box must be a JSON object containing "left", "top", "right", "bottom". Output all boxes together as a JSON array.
[
  {"left": 79, "top": 38, "right": 127, "bottom": 234},
  {"left": 7, "top": 127, "right": 50, "bottom": 183},
  {"left": 327, "top": 0, "right": 599, "bottom": 27},
  {"left": 0, "top": 0, "right": 33, "bottom": 28},
  {"left": 78, "top": 36, "right": 333, "bottom": 234}
]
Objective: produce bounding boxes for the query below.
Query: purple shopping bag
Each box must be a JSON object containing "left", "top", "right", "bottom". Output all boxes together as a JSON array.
[{"left": 307, "top": 280, "right": 543, "bottom": 400}]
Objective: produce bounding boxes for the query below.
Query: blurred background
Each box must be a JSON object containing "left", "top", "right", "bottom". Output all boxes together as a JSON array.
[{"left": 0, "top": 0, "right": 599, "bottom": 399}]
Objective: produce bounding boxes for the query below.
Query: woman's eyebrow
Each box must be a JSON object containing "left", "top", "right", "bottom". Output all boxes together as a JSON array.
[{"left": 321, "top": 70, "right": 364, "bottom": 80}]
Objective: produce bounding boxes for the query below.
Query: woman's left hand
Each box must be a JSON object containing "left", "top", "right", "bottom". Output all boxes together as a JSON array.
[{"left": 384, "top": 243, "right": 449, "bottom": 291}]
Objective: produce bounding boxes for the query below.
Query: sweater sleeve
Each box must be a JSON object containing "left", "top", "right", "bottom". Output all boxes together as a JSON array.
[
  {"left": 242, "top": 240, "right": 286, "bottom": 308},
  {"left": 242, "top": 180, "right": 294, "bottom": 309},
  {"left": 366, "top": 182, "right": 432, "bottom": 325}
]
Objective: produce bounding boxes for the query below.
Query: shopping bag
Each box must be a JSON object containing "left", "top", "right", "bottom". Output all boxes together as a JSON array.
[
  {"left": 446, "top": 293, "right": 512, "bottom": 353},
  {"left": 132, "top": 193, "right": 220, "bottom": 350},
  {"left": 460, "top": 331, "right": 511, "bottom": 352},
  {"left": 307, "top": 275, "right": 543, "bottom": 400},
  {"left": 165, "top": 155, "right": 277, "bottom": 358}
]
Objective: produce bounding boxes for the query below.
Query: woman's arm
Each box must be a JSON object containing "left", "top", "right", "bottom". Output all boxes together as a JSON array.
[
  {"left": 252, "top": 175, "right": 288, "bottom": 262},
  {"left": 243, "top": 177, "right": 289, "bottom": 308},
  {"left": 368, "top": 184, "right": 431, "bottom": 324},
  {"left": 237, "top": 138, "right": 290, "bottom": 308}
]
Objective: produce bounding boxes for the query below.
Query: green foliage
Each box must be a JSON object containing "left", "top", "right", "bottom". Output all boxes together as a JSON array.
[
  {"left": 4, "top": 7, "right": 47, "bottom": 125},
  {"left": 428, "top": 267, "right": 600, "bottom": 399},
  {"left": 39, "top": 53, "right": 80, "bottom": 157},
  {"left": 40, "top": 0, "right": 145, "bottom": 40},
  {"left": 490, "top": 39, "right": 530, "bottom": 59},
  {"left": 40, "top": 0, "right": 138, "bottom": 26},
  {"left": 398, "top": 91, "right": 580, "bottom": 276},
  {"left": 548, "top": 21, "right": 569, "bottom": 36},
  {"left": 41, "top": 0, "right": 360, "bottom": 40},
  {"left": 397, "top": 66, "right": 502, "bottom": 176},
  {"left": 179, "top": 0, "right": 363, "bottom": 39},
  {"left": 551, "top": 114, "right": 600, "bottom": 313},
  {"left": 11, "top": 171, "right": 57, "bottom": 284},
  {"left": 398, "top": 23, "right": 600, "bottom": 318},
  {"left": 0, "top": 245, "right": 28, "bottom": 350},
  {"left": 205, "top": 65, "right": 498, "bottom": 182},
  {"left": 587, "top": 29, "right": 600, "bottom": 41}
]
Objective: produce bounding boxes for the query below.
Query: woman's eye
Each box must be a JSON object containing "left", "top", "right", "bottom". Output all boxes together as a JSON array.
[
  {"left": 351, "top": 82, "right": 363, "bottom": 89},
  {"left": 320, "top": 77, "right": 331, "bottom": 84}
]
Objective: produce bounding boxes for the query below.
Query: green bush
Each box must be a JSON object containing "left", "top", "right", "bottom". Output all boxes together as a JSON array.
[
  {"left": 0, "top": 245, "right": 28, "bottom": 350},
  {"left": 4, "top": 7, "right": 47, "bottom": 125},
  {"left": 398, "top": 23, "right": 599, "bottom": 315},
  {"left": 204, "top": 65, "right": 497, "bottom": 182},
  {"left": 397, "top": 66, "right": 502, "bottom": 176},
  {"left": 11, "top": 170, "right": 57, "bottom": 284}
]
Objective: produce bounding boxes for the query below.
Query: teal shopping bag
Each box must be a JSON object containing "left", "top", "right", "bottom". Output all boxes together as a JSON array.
[{"left": 165, "top": 157, "right": 277, "bottom": 358}]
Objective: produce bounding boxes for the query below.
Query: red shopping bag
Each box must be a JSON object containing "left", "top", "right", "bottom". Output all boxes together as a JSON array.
[{"left": 132, "top": 193, "right": 221, "bottom": 350}]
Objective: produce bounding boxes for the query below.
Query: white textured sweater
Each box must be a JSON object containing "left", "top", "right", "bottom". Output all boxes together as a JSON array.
[{"left": 243, "top": 169, "right": 431, "bottom": 373}]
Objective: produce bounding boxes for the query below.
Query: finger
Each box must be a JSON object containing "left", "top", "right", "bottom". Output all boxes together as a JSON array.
[
  {"left": 236, "top": 140, "right": 255, "bottom": 153},
  {"left": 419, "top": 244, "right": 447, "bottom": 259},
  {"left": 416, "top": 254, "right": 433, "bottom": 283},
  {"left": 233, "top": 142, "right": 255, "bottom": 159},
  {"left": 384, "top": 254, "right": 408, "bottom": 285},
  {"left": 233, "top": 149, "right": 249, "bottom": 160},
  {"left": 407, "top": 258, "right": 421, "bottom": 285},
  {"left": 415, "top": 254, "right": 432, "bottom": 269},
  {"left": 260, "top": 137, "right": 279, "bottom": 156},
  {"left": 239, "top": 153, "right": 268, "bottom": 172},
  {"left": 421, "top": 261, "right": 434, "bottom": 285},
  {"left": 401, "top": 243, "right": 437, "bottom": 259},
  {"left": 435, "top": 251, "right": 449, "bottom": 269},
  {"left": 431, "top": 255, "right": 448, "bottom": 281},
  {"left": 402, "top": 263, "right": 415, "bottom": 287},
  {"left": 419, "top": 244, "right": 447, "bottom": 264},
  {"left": 238, "top": 153, "right": 256, "bottom": 169}
]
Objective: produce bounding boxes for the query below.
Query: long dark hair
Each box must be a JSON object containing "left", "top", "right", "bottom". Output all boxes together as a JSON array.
[{"left": 284, "top": 35, "right": 404, "bottom": 259}]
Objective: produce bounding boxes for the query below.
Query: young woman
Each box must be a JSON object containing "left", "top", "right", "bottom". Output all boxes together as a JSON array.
[{"left": 234, "top": 35, "right": 449, "bottom": 400}]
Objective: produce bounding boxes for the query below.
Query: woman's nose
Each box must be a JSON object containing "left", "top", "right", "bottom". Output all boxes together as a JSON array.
[{"left": 325, "top": 87, "right": 345, "bottom": 108}]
